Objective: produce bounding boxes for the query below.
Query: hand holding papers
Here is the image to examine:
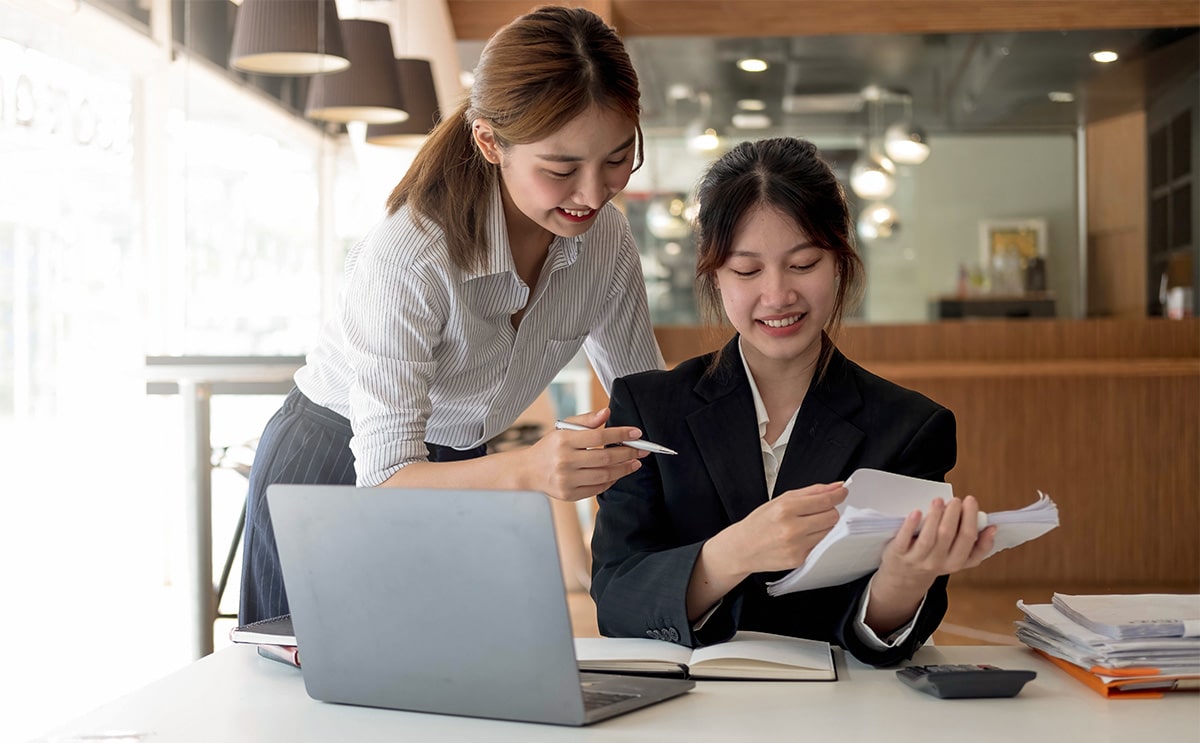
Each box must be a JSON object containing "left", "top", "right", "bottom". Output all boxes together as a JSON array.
[{"left": 766, "top": 469, "right": 1059, "bottom": 596}]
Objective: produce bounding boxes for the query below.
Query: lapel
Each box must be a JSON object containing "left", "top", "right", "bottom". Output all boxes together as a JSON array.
[
  {"left": 686, "top": 337, "right": 768, "bottom": 526},
  {"left": 773, "top": 348, "right": 866, "bottom": 496}
]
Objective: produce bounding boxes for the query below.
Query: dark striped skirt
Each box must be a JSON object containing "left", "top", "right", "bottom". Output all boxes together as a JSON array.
[{"left": 239, "top": 386, "right": 486, "bottom": 624}]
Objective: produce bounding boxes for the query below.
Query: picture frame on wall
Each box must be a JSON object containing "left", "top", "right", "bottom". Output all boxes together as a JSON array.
[
  {"left": 980, "top": 218, "right": 1047, "bottom": 265},
  {"left": 980, "top": 218, "right": 1048, "bottom": 294}
]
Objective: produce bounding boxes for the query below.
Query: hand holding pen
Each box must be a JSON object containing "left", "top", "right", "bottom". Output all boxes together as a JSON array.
[
  {"left": 519, "top": 408, "right": 663, "bottom": 502},
  {"left": 554, "top": 420, "right": 677, "bottom": 455}
]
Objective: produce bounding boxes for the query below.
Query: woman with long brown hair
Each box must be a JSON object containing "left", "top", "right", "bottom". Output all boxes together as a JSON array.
[{"left": 240, "top": 6, "right": 663, "bottom": 624}]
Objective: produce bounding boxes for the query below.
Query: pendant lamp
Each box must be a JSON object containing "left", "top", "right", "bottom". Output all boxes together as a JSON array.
[
  {"left": 883, "top": 96, "right": 931, "bottom": 165},
  {"left": 849, "top": 154, "right": 897, "bottom": 200},
  {"left": 685, "top": 91, "right": 723, "bottom": 153},
  {"left": 365, "top": 58, "right": 442, "bottom": 146},
  {"left": 305, "top": 19, "right": 408, "bottom": 125},
  {"left": 857, "top": 202, "right": 900, "bottom": 240},
  {"left": 230, "top": 0, "right": 350, "bottom": 76}
]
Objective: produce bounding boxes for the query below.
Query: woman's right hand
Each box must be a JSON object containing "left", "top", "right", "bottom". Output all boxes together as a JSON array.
[
  {"left": 717, "top": 482, "right": 847, "bottom": 575},
  {"left": 686, "top": 481, "right": 846, "bottom": 619},
  {"left": 520, "top": 408, "right": 648, "bottom": 502}
]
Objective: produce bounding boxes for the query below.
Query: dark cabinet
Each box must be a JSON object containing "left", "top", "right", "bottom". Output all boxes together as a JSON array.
[
  {"left": 1146, "top": 72, "right": 1198, "bottom": 316},
  {"left": 936, "top": 294, "right": 1057, "bottom": 320}
]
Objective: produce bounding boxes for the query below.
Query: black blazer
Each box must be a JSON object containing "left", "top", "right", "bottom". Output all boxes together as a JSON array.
[{"left": 590, "top": 337, "right": 956, "bottom": 667}]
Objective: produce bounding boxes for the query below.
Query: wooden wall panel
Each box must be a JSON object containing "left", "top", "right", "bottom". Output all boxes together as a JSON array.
[
  {"left": 650, "top": 319, "right": 1200, "bottom": 367},
  {"left": 1088, "top": 231, "right": 1148, "bottom": 318},
  {"left": 837, "top": 318, "right": 1200, "bottom": 363},
  {"left": 448, "top": 1, "right": 1200, "bottom": 39},
  {"left": 1088, "top": 111, "right": 1147, "bottom": 234},
  {"left": 1087, "top": 110, "right": 1148, "bottom": 318},
  {"left": 869, "top": 363, "right": 1200, "bottom": 586}
]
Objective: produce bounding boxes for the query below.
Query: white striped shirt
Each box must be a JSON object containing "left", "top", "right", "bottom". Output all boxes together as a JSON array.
[{"left": 295, "top": 185, "right": 664, "bottom": 487}]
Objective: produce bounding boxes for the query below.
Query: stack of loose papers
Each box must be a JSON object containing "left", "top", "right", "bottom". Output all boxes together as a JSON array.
[
  {"left": 766, "top": 469, "right": 1059, "bottom": 596},
  {"left": 1016, "top": 593, "right": 1200, "bottom": 698}
]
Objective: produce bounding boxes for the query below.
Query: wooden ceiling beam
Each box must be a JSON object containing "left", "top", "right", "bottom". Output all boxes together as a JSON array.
[
  {"left": 449, "top": 1, "right": 612, "bottom": 40},
  {"left": 447, "top": 1, "right": 1200, "bottom": 40}
]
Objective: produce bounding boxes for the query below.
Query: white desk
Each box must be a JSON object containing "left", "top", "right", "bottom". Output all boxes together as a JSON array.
[
  {"left": 39, "top": 646, "right": 1199, "bottom": 742},
  {"left": 145, "top": 356, "right": 304, "bottom": 659}
]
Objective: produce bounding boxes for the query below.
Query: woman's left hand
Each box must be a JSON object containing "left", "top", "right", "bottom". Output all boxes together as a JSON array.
[{"left": 874, "top": 495, "right": 997, "bottom": 601}]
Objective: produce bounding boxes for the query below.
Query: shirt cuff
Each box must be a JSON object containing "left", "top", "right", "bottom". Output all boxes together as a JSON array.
[
  {"left": 852, "top": 574, "right": 927, "bottom": 649},
  {"left": 691, "top": 599, "right": 723, "bottom": 631}
]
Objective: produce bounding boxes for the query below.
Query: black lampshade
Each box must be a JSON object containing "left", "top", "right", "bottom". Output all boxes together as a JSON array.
[
  {"left": 229, "top": 0, "right": 349, "bottom": 76},
  {"left": 365, "top": 58, "right": 441, "bottom": 146},
  {"left": 305, "top": 19, "right": 408, "bottom": 124}
]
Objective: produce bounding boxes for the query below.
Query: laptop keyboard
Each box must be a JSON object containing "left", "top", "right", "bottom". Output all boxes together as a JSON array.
[{"left": 582, "top": 688, "right": 640, "bottom": 711}]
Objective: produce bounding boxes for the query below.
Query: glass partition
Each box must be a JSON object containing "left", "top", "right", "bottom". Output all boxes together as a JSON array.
[
  {"left": 0, "top": 2, "right": 366, "bottom": 738},
  {"left": 525, "top": 26, "right": 1199, "bottom": 325},
  {"left": 625, "top": 130, "right": 1081, "bottom": 324}
]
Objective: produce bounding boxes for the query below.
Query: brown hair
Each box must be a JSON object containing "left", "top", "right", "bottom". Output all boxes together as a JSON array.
[
  {"left": 385, "top": 5, "right": 643, "bottom": 272},
  {"left": 693, "top": 137, "right": 864, "bottom": 376}
]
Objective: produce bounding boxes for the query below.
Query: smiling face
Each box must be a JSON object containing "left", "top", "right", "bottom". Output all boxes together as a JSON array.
[
  {"left": 716, "top": 204, "right": 837, "bottom": 377},
  {"left": 473, "top": 105, "right": 637, "bottom": 248}
]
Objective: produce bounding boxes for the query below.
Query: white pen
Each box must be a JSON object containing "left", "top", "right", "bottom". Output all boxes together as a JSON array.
[{"left": 554, "top": 420, "right": 678, "bottom": 455}]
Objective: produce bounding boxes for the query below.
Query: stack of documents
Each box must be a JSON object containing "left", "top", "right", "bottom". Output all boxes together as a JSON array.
[
  {"left": 766, "top": 469, "right": 1060, "bottom": 596},
  {"left": 1016, "top": 593, "right": 1200, "bottom": 698}
]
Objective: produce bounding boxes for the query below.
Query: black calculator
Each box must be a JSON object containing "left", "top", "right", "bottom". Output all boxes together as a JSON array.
[{"left": 896, "top": 664, "right": 1036, "bottom": 699}]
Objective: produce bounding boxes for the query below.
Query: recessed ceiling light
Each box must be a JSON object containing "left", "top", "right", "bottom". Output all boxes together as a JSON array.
[
  {"left": 1048, "top": 91, "right": 1075, "bottom": 103},
  {"left": 1090, "top": 50, "right": 1119, "bottom": 63},
  {"left": 732, "top": 112, "right": 772, "bottom": 129},
  {"left": 737, "top": 58, "right": 768, "bottom": 73},
  {"left": 737, "top": 98, "right": 766, "bottom": 111}
]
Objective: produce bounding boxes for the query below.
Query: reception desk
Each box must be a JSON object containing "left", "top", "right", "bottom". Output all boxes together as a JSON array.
[{"left": 602, "top": 319, "right": 1200, "bottom": 589}]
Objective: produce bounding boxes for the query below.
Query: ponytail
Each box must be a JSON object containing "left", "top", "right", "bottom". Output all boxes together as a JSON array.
[{"left": 386, "top": 99, "right": 495, "bottom": 273}]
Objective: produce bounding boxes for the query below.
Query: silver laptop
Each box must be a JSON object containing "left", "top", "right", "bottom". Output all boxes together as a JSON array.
[{"left": 267, "top": 484, "right": 694, "bottom": 726}]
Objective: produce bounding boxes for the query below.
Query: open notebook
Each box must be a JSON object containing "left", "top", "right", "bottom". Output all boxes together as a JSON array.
[
  {"left": 574, "top": 631, "right": 835, "bottom": 681},
  {"left": 767, "top": 469, "right": 1059, "bottom": 596}
]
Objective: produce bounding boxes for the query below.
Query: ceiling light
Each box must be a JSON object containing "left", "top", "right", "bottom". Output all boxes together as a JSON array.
[
  {"left": 1090, "top": 50, "right": 1119, "bottom": 63},
  {"left": 737, "top": 58, "right": 768, "bottom": 73},
  {"left": 849, "top": 154, "right": 896, "bottom": 200},
  {"left": 737, "top": 98, "right": 766, "bottom": 111},
  {"left": 306, "top": 19, "right": 408, "bottom": 124},
  {"left": 230, "top": 0, "right": 350, "bottom": 75},
  {"left": 1048, "top": 91, "right": 1075, "bottom": 103},
  {"left": 860, "top": 85, "right": 884, "bottom": 102},
  {"left": 732, "top": 112, "right": 771, "bottom": 130},
  {"left": 686, "top": 123, "right": 722, "bottom": 152},
  {"left": 646, "top": 196, "right": 692, "bottom": 240},
  {"left": 365, "top": 58, "right": 442, "bottom": 146},
  {"left": 667, "top": 83, "right": 695, "bottom": 102},
  {"left": 648, "top": 195, "right": 696, "bottom": 240},
  {"left": 857, "top": 201, "right": 899, "bottom": 240},
  {"left": 883, "top": 121, "right": 930, "bottom": 165},
  {"left": 684, "top": 91, "right": 723, "bottom": 153}
]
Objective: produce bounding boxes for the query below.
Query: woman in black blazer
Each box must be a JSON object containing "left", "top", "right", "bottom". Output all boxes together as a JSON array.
[{"left": 590, "top": 138, "right": 997, "bottom": 667}]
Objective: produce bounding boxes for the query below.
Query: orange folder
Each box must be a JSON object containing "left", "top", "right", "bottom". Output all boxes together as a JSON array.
[{"left": 1033, "top": 649, "right": 1199, "bottom": 699}]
